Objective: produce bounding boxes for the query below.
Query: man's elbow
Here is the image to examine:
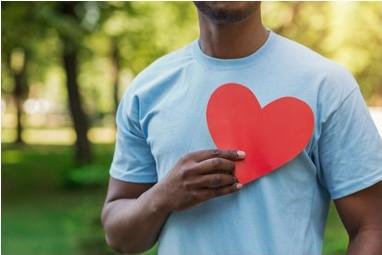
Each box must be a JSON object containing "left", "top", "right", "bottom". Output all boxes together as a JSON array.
[
  {"left": 101, "top": 214, "right": 151, "bottom": 254},
  {"left": 103, "top": 226, "right": 149, "bottom": 254},
  {"left": 104, "top": 233, "right": 125, "bottom": 254},
  {"left": 101, "top": 208, "right": 129, "bottom": 253}
]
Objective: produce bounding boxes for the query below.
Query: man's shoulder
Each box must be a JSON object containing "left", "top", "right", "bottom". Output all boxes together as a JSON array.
[
  {"left": 274, "top": 32, "right": 358, "bottom": 94},
  {"left": 274, "top": 32, "right": 346, "bottom": 74},
  {"left": 127, "top": 43, "right": 194, "bottom": 94}
]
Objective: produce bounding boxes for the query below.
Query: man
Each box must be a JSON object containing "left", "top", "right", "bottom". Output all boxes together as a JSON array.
[{"left": 102, "top": 2, "right": 382, "bottom": 254}]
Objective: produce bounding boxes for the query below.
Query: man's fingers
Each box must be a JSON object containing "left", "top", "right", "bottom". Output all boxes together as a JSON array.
[
  {"left": 187, "top": 149, "right": 246, "bottom": 162},
  {"left": 199, "top": 183, "right": 242, "bottom": 200},
  {"left": 195, "top": 157, "right": 236, "bottom": 175},
  {"left": 192, "top": 173, "right": 236, "bottom": 188}
]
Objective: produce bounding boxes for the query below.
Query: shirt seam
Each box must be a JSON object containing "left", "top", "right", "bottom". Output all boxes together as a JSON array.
[
  {"left": 310, "top": 85, "right": 359, "bottom": 168},
  {"left": 323, "top": 86, "right": 359, "bottom": 125}
]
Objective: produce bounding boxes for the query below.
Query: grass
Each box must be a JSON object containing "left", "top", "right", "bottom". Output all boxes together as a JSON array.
[
  {"left": 324, "top": 204, "right": 348, "bottom": 255},
  {"left": 2, "top": 143, "right": 347, "bottom": 255},
  {"left": 2, "top": 144, "right": 114, "bottom": 255}
]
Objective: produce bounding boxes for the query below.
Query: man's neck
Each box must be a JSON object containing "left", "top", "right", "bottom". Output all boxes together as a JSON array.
[{"left": 197, "top": 9, "right": 268, "bottom": 59}]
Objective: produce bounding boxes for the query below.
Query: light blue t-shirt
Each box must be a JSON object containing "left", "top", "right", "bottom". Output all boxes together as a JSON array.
[{"left": 110, "top": 31, "right": 382, "bottom": 255}]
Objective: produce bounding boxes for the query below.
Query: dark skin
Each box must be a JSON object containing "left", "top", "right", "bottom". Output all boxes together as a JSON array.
[
  {"left": 102, "top": 149, "right": 245, "bottom": 253},
  {"left": 336, "top": 182, "right": 382, "bottom": 255},
  {"left": 102, "top": 2, "right": 382, "bottom": 254}
]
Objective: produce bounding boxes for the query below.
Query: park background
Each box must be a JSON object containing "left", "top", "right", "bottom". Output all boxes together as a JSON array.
[{"left": 2, "top": 2, "right": 382, "bottom": 255}]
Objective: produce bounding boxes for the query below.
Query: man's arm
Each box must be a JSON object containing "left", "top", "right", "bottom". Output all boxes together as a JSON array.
[
  {"left": 101, "top": 180, "right": 164, "bottom": 254},
  {"left": 334, "top": 181, "right": 382, "bottom": 255},
  {"left": 101, "top": 149, "right": 244, "bottom": 254}
]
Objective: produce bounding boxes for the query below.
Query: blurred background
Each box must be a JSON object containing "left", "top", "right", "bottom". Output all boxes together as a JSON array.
[{"left": 1, "top": 2, "right": 382, "bottom": 255}]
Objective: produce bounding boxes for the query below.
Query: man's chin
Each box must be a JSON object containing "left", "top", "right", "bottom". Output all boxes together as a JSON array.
[{"left": 194, "top": 1, "right": 260, "bottom": 24}]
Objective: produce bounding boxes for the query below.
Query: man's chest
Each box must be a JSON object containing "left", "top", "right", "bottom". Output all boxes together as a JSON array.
[
  {"left": 140, "top": 75, "right": 320, "bottom": 180},
  {"left": 144, "top": 89, "right": 214, "bottom": 179}
]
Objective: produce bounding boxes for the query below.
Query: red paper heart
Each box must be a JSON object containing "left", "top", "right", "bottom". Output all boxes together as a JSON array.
[{"left": 206, "top": 83, "right": 314, "bottom": 185}]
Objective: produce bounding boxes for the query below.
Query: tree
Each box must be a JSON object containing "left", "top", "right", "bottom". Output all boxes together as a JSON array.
[
  {"left": 2, "top": 2, "right": 99, "bottom": 163},
  {"left": 37, "top": 2, "right": 106, "bottom": 163},
  {"left": 9, "top": 50, "right": 28, "bottom": 144},
  {"left": 2, "top": 4, "right": 31, "bottom": 144},
  {"left": 99, "top": 2, "right": 198, "bottom": 113},
  {"left": 57, "top": 2, "right": 92, "bottom": 164},
  {"left": 262, "top": 2, "right": 382, "bottom": 104}
]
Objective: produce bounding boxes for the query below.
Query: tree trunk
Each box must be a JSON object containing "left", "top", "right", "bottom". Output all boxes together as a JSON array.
[
  {"left": 111, "top": 38, "right": 121, "bottom": 115},
  {"left": 62, "top": 42, "right": 92, "bottom": 164},
  {"left": 60, "top": 3, "right": 92, "bottom": 164},
  {"left": 12, "top": 50, "right": 28, "bottom": 145},
  {"left": 14, "top": 82, "right": 24, "bottom": 145}
]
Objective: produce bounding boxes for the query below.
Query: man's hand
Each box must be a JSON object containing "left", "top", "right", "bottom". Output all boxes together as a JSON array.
[
  {"left": 153, "top": 149, "right": 245, "bottom": 212},
  {"left": 101, "top": 148, "right": 245, "bottom": 254}
]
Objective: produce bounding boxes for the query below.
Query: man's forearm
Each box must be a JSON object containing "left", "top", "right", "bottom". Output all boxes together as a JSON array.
[
  {"left": 102, "top": 150, "right": 243, "bottom": 253},
  {"left": 347, "top": 229, "right": 382, "bottom": 255},
  {"left": 102, "top": 185, "right": 171, "bottom": 254}
]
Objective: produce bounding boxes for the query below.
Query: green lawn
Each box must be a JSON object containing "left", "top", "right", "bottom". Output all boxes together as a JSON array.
[{"left": 2, "top": 144, "right": 347, "bottom": 255}]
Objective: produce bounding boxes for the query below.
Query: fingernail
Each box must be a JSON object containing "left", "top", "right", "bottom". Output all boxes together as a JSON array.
[
  {"left": 236, "top": 183, "right": 243, "bottom": 190},
  {"left": 237, "top": 150, "right": 246, "bottom": 158}
]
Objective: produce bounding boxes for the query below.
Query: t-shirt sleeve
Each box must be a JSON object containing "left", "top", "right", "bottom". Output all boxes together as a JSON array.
[
  {"left": 318, "top": 87, "right": 382, "bottom": 199},
  {"left": 109, "top": 89, "right": 158, "bottom": 183}
]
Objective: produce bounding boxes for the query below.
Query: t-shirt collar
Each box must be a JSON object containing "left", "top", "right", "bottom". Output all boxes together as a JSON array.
[{"left": 192, "top": 29, "right": 275, "bottom": 69}]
